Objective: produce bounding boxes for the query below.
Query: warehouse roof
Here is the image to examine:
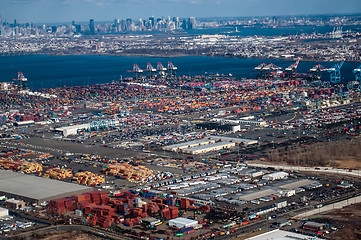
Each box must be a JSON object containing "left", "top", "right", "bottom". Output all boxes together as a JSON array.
[
  {"left": 0, "top": 170, "right": 93, "bottom": 203},
  {"left": 169, "top": 217, "right": 198, "bottom": 226},
  {"left": 185, "top": 141, "right": 235, "bottom": 152},
  {"left": 55, "top": 123, "right": 89, "bottom": 132},
  {"left": 163, "top": 139, "right": 213, "bottom": 149},
  {"left": 278, "top": 179, "right": 315, "bottom": 190},
  {"left": 246, "top": 229, "right": 322, "bottom": 240},
  {"left": 209, "top": 136, "right": 258, "bottom": 145},
  {"left": 237, "top": 188, "right": 277, "bottom": 201}
]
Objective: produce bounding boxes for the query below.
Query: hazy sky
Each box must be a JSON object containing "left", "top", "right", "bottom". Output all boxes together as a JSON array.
[{"left": 0, "top": 0, "right": 361, "bottom": 23}]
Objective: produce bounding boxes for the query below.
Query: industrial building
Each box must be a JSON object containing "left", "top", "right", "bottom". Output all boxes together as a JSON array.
[
  {"left": 262, "top": 172, "right": 289, "bottom": 181},
  {"left": 246, "top": 229, "right": 322, "bottom": 240},
  {"left": 196, "top": 122, "right": 241, "bottom": 133},
  {"left": 14, "top": 120, "right": 35, "bottom": 127},
  {"left": 5, "top": 198, "right": 25, "bottom": 209},
  {"left": 162, "top": 136, "right": 255, "bottom": 155},
  {"left": 162, "top": 139, "right": 215, "bottom": 152},
  {"left": 212, "top": 116, "right": 267, "bottom": 127},
  {"left": 303, "top": 222, "right": 326, "bottom": 231},
  {"left": 168, "top": 217, "right": 199, "bottom": 229},
  {"left": 209, "top": 136, "right": 258, "bottom": 146},
  {"left": 183, "top": 141, "right": 236, "bottom": 155},
  {"left": 55, "top": 123, "right": 90, "bottom": 137},
  {"left": 0, "top": 207, "right": 9, "bottom": 218},
  {"left": 0, "top": 170, "right": 94, "bottom": 203}
]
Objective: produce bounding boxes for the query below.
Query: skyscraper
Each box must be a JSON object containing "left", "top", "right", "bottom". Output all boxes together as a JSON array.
[
  {"left": 149, "top": 16, "right": 155, "bottom": 27},
  {"left": 189, "top": 17, "right": 196, "bottom": 29},
  {"left": 89, "top": 19, "right": 95, "bottom": 34}
]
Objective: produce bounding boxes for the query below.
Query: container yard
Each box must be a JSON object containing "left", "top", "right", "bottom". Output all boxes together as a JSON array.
[{"left": 1, "top": 64, "right": 361, "bottom": 239}]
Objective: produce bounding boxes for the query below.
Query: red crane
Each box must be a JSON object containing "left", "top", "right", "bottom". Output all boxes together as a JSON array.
[
  {"left": 127, "top": 64, "right": 143, "bottom": 80},
  {"left": 146, "top": 63, "right": 156, "bottom": 78},
  {"left": 167, "top": 61, "right": 178, "bottom": 77}
]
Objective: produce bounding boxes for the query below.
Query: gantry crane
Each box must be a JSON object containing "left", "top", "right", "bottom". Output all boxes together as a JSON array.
[
  {"left": 167, "top": 61, "right": 178, "bottom": 77},
  {"left": 127, "top": 64, "right": 143, "bottom": 80},
  {"left": 254, "top": 63, "right": 267, "bottom": 78},
  {"left": 327, "top": 59, "right": 345, "bottom": 83},
  {"left": 262, "top": 63, "right": 282, "bottom": 79},
  {"left": 146, "top": 63, "right": 156, "bottom": 78},
  {"left": 308, "top": 64, "right": 328, "bottom": 80},
  {"left": 284, "top": 57, "right": 300, "bottom": 78},
  {"left": 353, "top": 64, "right": 361, "bottom": 82},
  {"left": 13, "top": 72, "right": 28, "bottom": 90},
  {"left": 157, "top": 62, "right": 167, "bottom": 77}
]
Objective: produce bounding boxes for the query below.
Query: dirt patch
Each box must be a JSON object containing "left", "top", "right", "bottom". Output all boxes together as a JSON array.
[
  {"left": 317, "top": 203, "right": 361, "bottom": 240},
  {"left": 14, "top": 230, "right": 103, "bottom": 240},
  {"left": 332, "top": 159, "right": 361, "bottom": 169},
  {"left": 265, "top": 138, "right": 361, "bottom": 169}
]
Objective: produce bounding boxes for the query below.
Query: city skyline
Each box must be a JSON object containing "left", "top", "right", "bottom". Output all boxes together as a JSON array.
[{"left": 0, "top": 0, "right": 361, "bottom": 24}]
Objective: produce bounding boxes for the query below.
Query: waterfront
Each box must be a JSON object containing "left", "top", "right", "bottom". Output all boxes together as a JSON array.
[{"left": 0, "top": 55, "right": 359, "bottom": 89}]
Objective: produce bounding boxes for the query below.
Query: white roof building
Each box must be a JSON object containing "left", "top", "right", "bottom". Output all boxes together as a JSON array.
[
  {"left": 0, "top": 207, "right": 9, "bottom": 218},
  {"left": 168, "top": 217, "right": 199, "bottom": 229}
]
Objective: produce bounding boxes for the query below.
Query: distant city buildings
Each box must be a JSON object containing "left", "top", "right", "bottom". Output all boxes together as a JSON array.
[
  {"left": 0, "top": 15, "right": 197, "bottom": 36},
  {"left": 0, "top": 14, "right": 360, "bottom": 62},
  {"left": 1, "top": 14, "right": 361, "bottom": 37}
]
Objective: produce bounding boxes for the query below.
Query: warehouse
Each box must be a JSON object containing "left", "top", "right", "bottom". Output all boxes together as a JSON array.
[
  {"left": 0, "top": 170, "right": 93, "bottom": 204},
  {"left": 246, "top": 229, "right": 322, "bottom": 240},
  {"left": 212, "top": 116, "right": 267, "bottom": 127},
  {"left": 303, "top": 222, "right": 326, "bottom": 231},
  {"left": 168, "top": 217, "right": 199, "bottom": 229},
  {"left": 55, "top": 123, "right": 90, "bottom": 137},
  {"left": 162, "top": 139, "right": 215, "bottom": 152},
  {"left": 237, "top": 169, "right": 265, "bottom": 178},
  {"left": 196, "top": 122, "right": 241, "bottom": 133},
  {"left": 209, "top": 136, "right": 258, "bottom": 146},
  {"left": 235, "top": 188, "right": 277, "bottom": 201},
  {"left": 182, "top": 141, "right": 236, "bottom": 155},
  {"left": 0, "top": 207, "right": 9, "bottom": 218},
  {"left": 262, "top": 172, "right": 289, "bottom": 181},
  {"left": 14, "top": 120, "right": 35, "bottom": 127},
  {"left": 277, "top": 179, "right": 315, "bottom": 190}
]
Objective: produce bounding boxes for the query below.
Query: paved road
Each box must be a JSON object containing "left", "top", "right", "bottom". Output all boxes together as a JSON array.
[{"left": 246, "top": 162, "right": 361, "bottom": 178}]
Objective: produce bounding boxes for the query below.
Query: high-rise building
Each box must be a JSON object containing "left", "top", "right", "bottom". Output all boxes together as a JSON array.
[
  {"left": 89, "top": 19, "right": 95, "bottom": 34},
  {"left": 149, "top": 16, "right": 155, "bottom": 27},
  {"left": 189, "top": 17, "right": 196, "bottom": 29},
  {"left": 75, "top": 24, "right": 81, "bottom": 33}
]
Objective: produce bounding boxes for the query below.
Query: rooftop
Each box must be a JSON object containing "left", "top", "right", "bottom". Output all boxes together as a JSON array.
[
  {"left": 185, "top": 141, "right": 234, "bottom": 151},
  {"left": 0, "top": 170, "right": 93, "bottom": 203},
  {"left": 246, "top": 229, "right": 322, "bottom": 240}
]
